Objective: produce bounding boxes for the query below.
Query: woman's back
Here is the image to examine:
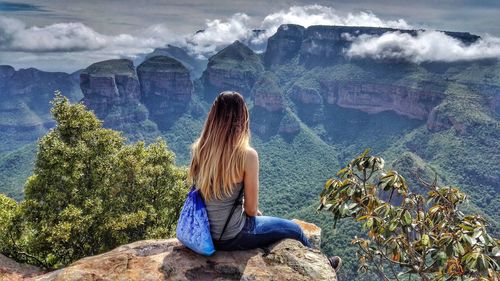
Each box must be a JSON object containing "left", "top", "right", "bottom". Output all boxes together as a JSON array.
[{"left": 204, "top": 182, "right": 246, "bottom": 240}]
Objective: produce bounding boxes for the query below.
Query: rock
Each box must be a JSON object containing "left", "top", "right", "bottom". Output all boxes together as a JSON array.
[
  {"left": 333, "top": 82, "right": 443, "bottom": 120},
  {"left": 34, "top": 221, "right": 336, "bottom": 281},
  {"left": 264, "top": 24, "right": 305, "bottom": 67},
  {"left": 202, "top": 40, "right": 264, "bottom": 99},
  {"left": 0, "top": 254, "right": 43, "bottom": 281},
  {"left": 79, "top": 59, "right": 159, "bottom": 140},
  {"left": 289, "top": 83, "right": 325, "bottom": 125},
  {"left": 292, "top": 219, "right": 321, "bottom": 249},
  {"left": 137, "top": 56, "right": 193, "bottom": 130},
  {"left": 251, "top": 74, "right": 284, "bottom": 112},
  {"left": 80, "top": 59, "right": 141, "bottom": 119}
]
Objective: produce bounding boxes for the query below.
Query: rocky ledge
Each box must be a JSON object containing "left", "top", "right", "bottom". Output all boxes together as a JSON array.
[{"left": 1, "top": 220, "right": 336, "bottom": 281}]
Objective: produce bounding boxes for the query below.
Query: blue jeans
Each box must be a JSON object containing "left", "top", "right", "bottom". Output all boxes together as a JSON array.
[{"left": 213, "top": 216, "right": 313, "bottom": 251}]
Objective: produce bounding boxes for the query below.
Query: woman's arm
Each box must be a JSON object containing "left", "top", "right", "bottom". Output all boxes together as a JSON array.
[{"left": 243, "top": 147, "right": 260, "bottom": 216}]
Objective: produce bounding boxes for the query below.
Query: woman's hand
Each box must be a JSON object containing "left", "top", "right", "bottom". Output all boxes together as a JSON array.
[{"left": 257, "top": 210, "right": 263, "bottom": 216}]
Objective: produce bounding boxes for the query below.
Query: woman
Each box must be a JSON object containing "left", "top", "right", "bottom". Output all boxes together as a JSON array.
[{"left": 188, "top": 91, "right": 341, "bottom": 271}]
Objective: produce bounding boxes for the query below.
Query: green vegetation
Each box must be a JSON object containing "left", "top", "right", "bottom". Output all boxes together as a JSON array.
[
  {"left": 0, "top": 93, "right": 188, "bottom": 268},
  {"left": 319, "top": 150, "right": 499, "bottom": 280}
]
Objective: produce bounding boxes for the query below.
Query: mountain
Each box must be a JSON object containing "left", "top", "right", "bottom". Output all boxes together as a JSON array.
[
  {"left": 0, "top": 24, "right": 498, "bottom": 280},
  {"left": 0, "top": 66, "right": 82, "bottom": 153},
  {"left": 202, "top": 40, "right": 265, "bottom": 99}
]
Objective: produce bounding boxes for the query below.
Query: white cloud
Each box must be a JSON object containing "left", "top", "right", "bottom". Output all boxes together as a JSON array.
[
  {"left": 180, "top": 5, "right": 411, "bottom": 56},
  {"left": 0, "top": 17, "right": 179, "bottom": 55},
  {"left": 345, "top": 30, "right": 500, "bottom": 62},
  {"left": 184, "top": 13, "right": 253, "bottom": 57}
]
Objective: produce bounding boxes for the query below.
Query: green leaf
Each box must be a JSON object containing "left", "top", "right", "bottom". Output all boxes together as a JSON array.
[
  {"left": 402, "top": 210, "right": 412, "bottom": 225},
  {"left": 421, "top": 234, "right": 430, "bottom": 246}
]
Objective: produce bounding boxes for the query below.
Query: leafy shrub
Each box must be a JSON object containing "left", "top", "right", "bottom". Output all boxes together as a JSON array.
[
  {"left": 0, "top": 92, "right": 188, "bottom": 268},
  {"left": 319, "top": 149, "right": 499, "bottom": 281}
]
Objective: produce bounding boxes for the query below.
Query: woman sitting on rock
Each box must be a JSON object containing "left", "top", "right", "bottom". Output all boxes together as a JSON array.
[{"left": 188, "top": 91, "right": 341, "bottom": 271}]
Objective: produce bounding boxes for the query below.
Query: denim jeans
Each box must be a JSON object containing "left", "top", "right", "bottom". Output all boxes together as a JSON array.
[{"left": 213, "top": 215, "right": 313, "bottom": 251}]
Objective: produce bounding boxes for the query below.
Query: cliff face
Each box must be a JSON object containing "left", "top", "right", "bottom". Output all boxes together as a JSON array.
[
  {"left": 264, "top": 24, "right": 480, "bottom": 68},
  {"left": 250, "top": 74, "right": 285, "bottom": 137},
  {"left": 137, "top": 56, "right": 193, "bottom": 130},
  {"left": 80, "top": 59, "right": 141, "bottom": 119},
  {"left": 202, "top": 40, "right": 264, "bottom": 98},
  {"left": 264, "top": 24, "right": 305, "bottom": 67}
]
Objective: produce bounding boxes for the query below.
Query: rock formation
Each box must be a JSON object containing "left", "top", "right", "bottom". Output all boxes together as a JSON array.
[
  {"left": 202, "top": 40, "right": 264, "bottom": 99},
  {"left": 251, "top": 74, "right": 284, "bottom": 113},
  {"left": 0, "top": 220, "right": 337, "bottom": 281},
  {"left": 332, "top": 82, "right": 443, "bottom": 120},
  {"left": 250, "top": 74, "right": 285, "bottom": 137},
  {"left": 289, "top": 83, "right": 325, "bottom": 125},
  {"left": 264, "top": 24, "right": 305, "bottom": 68},
  {"left": 264, "top": 24, "right": 480, "bottom": 67},
  {"left": 137, "top": 56, "right": 193, "bottom": 130},
  {"left": 80, "top": 59, "right": 141, "bottom": 119}
]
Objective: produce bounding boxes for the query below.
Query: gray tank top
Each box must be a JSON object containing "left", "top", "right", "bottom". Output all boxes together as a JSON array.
[{"left": 204, "top": 182, "right": 246, "bottom": 241}]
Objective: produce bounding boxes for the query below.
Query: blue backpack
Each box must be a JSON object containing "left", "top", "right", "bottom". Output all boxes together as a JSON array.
[{"left": 176, "top": 185, "right": 243, "bottom": 256}]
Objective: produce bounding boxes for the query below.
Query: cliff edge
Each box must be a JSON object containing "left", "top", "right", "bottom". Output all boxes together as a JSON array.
[{"left": 1, "top": 220, "right": 336, "bottom": 281}]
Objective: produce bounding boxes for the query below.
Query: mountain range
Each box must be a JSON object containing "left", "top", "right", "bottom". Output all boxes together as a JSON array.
[{"left": 0, "top": 24, "right": 498, "bottom": 280}]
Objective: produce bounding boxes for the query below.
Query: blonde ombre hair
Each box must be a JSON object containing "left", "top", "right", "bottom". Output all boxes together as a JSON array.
[{"left": 189, "top": 91, "right": 250, "bottom": 201}]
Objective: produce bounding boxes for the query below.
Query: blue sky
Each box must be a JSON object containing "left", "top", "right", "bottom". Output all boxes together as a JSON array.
[{"left": 1, "top": 0, "right": 499, "bottom": 72}]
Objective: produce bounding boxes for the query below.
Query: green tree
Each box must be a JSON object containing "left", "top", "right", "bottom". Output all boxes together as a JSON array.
[
  {"left": 0, "top": 92, "right": 188, "bottom": 268},
  {"left": 318, "top": 149, "right": 499, "bottom": 281}
]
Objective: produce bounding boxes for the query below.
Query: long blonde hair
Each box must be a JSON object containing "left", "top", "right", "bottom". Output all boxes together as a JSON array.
[{"left": 189, "top": 91, "right": 250, "bottom": 201}]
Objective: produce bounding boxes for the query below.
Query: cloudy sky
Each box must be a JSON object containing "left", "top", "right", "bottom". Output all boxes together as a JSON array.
[{"left": 1, "top": 0, "right": 499, "bottom": 72}]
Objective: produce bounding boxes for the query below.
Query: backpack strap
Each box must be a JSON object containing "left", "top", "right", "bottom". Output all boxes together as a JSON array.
[{"left": 218, "top": 185, "right": 244, "bottom": 241}]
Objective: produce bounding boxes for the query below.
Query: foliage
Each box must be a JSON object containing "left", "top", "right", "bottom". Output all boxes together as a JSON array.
[
  {"left": 319, "top": 149, "right": 500, "bottom": 280},
  {"left": 0, "top": 92, "right": 188, "bottom": 268}
]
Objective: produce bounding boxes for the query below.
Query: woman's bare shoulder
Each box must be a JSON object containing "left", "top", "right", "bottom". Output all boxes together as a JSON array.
[{"left": 245, "top": 147, "right": 258, "bottom": 159}]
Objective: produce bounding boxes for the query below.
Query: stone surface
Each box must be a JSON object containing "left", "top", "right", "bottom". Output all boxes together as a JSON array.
[
  {"left": 0, "top": 254, "right": 43, "bottom": 281},
  {"left": 31, "top": 220, "right": 335, "bottom": 281}
]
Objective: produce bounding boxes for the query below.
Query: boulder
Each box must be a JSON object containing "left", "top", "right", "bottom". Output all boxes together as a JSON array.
[
  {"left": 33, "top": 220, "right": 336, "bottom": 281},
  {"left": 0, "top": 254, "right": 42, "bottom": 281}
]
